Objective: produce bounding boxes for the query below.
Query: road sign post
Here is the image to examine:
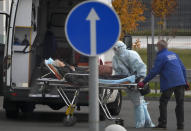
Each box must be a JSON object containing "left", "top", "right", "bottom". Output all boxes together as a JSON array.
[
  {"left": 89, "top": 56, "right": 99, "bottom": 130},
  {"left": 65, "top": 1, "right": 120, "bottom": 131},
  {"left": 87, "top": 8, "right": 100, "bottom": 131}
]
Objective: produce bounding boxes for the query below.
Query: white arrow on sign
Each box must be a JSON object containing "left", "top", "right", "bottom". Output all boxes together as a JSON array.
[{"left": 86, "top": 8, "right": 100, "bottom": 56}]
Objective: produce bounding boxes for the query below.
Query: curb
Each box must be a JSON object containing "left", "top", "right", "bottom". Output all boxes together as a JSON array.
[
  {"left": 123, "top": 96, "right": 191, "bottom": 102},
  {"left": 145, "top": 97, "right": 191, "bottom": 102}
]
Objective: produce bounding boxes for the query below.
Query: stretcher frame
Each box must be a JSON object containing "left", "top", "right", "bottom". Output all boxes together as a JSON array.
[
  {"left": 37, "top": 77, "right": 138, "bottom": 126},
  {"left": 38, "top": 60, "right": 138, "bottom": 126}
]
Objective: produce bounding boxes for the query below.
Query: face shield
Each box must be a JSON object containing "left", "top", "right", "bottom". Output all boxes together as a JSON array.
[
  {"left": 113, "top": 41, "right": 127, "bottom": 55},
  {"left": 113, "top": 44, "right": 123, "bottom": 51}
]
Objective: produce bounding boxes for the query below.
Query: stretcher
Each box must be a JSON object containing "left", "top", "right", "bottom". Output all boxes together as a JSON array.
[{"left": 36, "top": 59, "right": 139, "bottom": 126}]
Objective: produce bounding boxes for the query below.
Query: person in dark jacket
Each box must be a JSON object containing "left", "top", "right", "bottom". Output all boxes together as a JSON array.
[{"left": 138, "top": 40, "right": 190, "bottom": 130}]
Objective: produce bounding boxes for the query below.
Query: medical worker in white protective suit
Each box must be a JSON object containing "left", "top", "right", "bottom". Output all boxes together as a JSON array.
[{"left": 112, "top": 41, "right": 155, "bottom": 128}]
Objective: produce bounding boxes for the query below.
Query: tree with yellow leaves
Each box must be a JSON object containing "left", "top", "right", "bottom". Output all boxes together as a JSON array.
[
  {"left": 151, "top": 0, "right": 177, "bottom": 39},
  {"left": 152, "top": 0, "right": 177, "bottom": 22},
  {"left": 112, "top": 0, "right": 145, "bottom": 39}
]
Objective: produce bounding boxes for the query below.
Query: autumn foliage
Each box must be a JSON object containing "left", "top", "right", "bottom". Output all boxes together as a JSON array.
[
  {"left": 112, "top": 0, "right": 145, "bottom": 38},
  {"left": 151, "top": 0, "right": 177, "bottom": 39},
  {"left": 151, "top": 0, "right": 177, "bottom": 23}
]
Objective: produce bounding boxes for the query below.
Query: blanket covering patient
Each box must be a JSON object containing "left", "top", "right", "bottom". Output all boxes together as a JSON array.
[{"left": 44, "top": 58, "right": 136, "bottom": 85}]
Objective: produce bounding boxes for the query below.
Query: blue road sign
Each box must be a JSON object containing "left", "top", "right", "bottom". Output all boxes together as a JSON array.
[{"left": 65, "top": 1, "right": 121, "bottom": 56}]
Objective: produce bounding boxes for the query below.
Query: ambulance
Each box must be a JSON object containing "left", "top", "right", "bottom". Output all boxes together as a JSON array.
[{"left": 0, "top": 0, "right": 121, "bottom": 119}]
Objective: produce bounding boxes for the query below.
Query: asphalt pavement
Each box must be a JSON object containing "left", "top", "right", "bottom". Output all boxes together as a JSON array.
[{"left": 0, "top": 96, "right": 191, "bottom": 131}]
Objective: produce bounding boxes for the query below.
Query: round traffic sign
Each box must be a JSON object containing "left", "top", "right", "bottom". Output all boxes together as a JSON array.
[{"left": 65, "top": 1, "right": 121, "bottom": 56}]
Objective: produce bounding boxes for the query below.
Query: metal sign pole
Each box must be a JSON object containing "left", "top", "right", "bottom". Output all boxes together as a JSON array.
[
  {"left": 89, "top": 56, "right": 99, "bottom": 131},
  {"left": 65, "top": 2, "right": 120, "bottom": 130},
  {"left": 148, "top": 12, "right": 155, "bottom": 72},
  {"left": 87, "top": 7, "right": 100, "bottom": 131},
  {"left": 151, "top": 12, "right": 156, "bottom": 68}
]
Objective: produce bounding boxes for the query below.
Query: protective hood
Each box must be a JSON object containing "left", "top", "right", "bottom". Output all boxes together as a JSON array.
[
  {"left": 113, "top": 41, "right": 127, "bottom": 56},
  {"left": 112, "top": 41, "right": 147, "bottom": 77}
]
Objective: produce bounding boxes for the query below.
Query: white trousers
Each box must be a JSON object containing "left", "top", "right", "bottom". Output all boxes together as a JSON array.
[{"left": 126, "top": 89, "right": 155, "bottom": 128}]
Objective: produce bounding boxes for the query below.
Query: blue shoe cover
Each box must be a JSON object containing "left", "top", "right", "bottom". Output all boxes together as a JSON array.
[
  {"left": 135, "top": 104, "right": 145, "bottom": 128},
  {"left": 143, "top": 102, "right": 155, "bottom": 128}
]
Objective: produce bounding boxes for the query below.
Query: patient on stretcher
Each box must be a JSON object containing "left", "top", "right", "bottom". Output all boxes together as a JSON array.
[{"left": 44, "top": 58, "right": 135, "bottom": 86}]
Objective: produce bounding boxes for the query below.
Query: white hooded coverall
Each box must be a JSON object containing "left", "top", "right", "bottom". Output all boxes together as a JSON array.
[{"left": 112, "top": 41, "right": 155, "bottom": 128}]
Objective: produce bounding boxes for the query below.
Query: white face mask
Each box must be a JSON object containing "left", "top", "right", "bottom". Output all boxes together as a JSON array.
[{"left": 155, "top": 47, "right": 159, "bottom": 52}]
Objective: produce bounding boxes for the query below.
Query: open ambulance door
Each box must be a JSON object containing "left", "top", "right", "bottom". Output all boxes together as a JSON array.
[
  {"left": 1, "top": 0, "right": 19, "bottom": 94},
  {"left": 0, "top": 10, "right": 9, "bottom": 95}
]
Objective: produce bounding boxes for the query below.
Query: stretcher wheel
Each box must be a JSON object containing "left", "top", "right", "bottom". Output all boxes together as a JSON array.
[
  {"left": 115, "top": 119, "right": 124, "bottom": 126},
  {"left": 63, "top": 115, "right": 77, "bottom": 126}
]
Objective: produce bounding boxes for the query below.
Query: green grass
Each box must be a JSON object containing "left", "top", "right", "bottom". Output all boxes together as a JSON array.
[
  {"left": 149, "top": 82, "right": 160, "bottom": 89},
  {"left": 145, "top": 93, "right": 161, "bottom": 97},
  {"left": 169, "top": 49, "right": 191, "bottom": 69},
  {"left": 135, "top": 48, "right": 191, "bottom": 69}
]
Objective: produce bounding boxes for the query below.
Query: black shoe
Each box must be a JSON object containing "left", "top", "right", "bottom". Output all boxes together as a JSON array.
[
  {"left": 177, "top": 124, "right": 184, "bottom": 130},
  {"left": 153, "top": 125, "right": 166, "bottom": 130},
  {"left": 177, "top": 126, "right": 184, "bottom": 130}
]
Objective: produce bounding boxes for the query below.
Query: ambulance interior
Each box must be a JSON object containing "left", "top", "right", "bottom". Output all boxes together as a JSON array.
[{"left": 12, "top": 0, "right": 84, "bottom": 91}]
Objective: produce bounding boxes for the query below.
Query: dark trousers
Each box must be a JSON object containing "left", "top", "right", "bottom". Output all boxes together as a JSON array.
[{"left": 158, "top": 86, "right": 185, "bottom": 127}]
